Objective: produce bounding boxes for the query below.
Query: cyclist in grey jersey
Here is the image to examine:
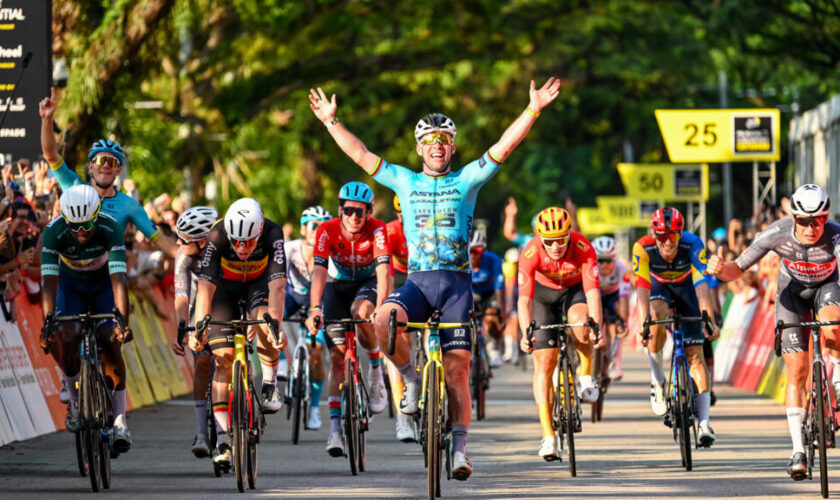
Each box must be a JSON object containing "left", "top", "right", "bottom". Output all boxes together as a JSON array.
[
  {"left": 708, "top": 184, "right": 840, "bottom": 480},
  {"left": 170, "top": 207, "right": 218, "bottom": 458}
]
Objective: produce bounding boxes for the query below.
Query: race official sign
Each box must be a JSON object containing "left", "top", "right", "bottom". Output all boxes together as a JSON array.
[
  {"left": 0, "top": 0, "right": 50, "bottom": 165},
  {"left": 655, "top": 109, "right": 780, "bottom": 163},
  {"left": 616, "top": 163, "right": 709, "bottom": 202}
]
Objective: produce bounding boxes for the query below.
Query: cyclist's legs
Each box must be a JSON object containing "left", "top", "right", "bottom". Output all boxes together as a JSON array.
[
  {"left": 443, "top": 348, "right": 471, "bottom": 424},
  {"left": 211, "top": 347, "right": 234, "bottom": 445},
  {"left": 248, "top": 280, "right": 282, "bottom": 385},
  {"left": 567, "top": 302, "right": 594, "bottom": 376},
  {"left": 532, "top": 347, "right": 559, "bottom": 439},
  {"left": 193, "top": 352, "right": 213, "bottom": 437}
]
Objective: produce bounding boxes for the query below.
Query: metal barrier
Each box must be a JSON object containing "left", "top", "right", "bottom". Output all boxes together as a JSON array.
[{"left": 789, "top": 94, "right": 840, "bottom": 217}]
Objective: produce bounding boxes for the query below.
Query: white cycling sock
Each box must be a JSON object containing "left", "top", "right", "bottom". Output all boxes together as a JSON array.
[
  {"left": 787, "top": 407, "right": 806, "bottom": 454},
  {"left": 112, "top": 389, "right": 127, "bottom": 429},
  {"left": 646, "top": 348, "right": 665, "bottom": 386},
  {"left": 695, "top": 392, "right": 711, "bottom": 427},
  {"left": 830, "top": 357, "right": 840, "bottom": 385}
]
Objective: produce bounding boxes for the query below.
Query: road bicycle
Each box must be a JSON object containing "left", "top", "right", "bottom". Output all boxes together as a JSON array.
[
  {"left": 642, "top": 312, "right": 713, "bottom": 472},
  {"left": 191, "top": 302, "right": 279, "bottom": 492},
  {"left": 43, "top": 308, "right": 128, "bottom": 492},
  {"left": 776, "top": 318, "right": 840, "bottom": 498},
  {"left": 526, "top": 317, "right": 597, "bottom": 477},
  {"left": 283, "top": 312, "right": 312, "bottom": 445},
  {"left": 388, "top": 309, "right": 475, "bottom": 499},
  {"left": 591, "top": 315, "right": 624, "bottom": 423},
  {"left": 314, "top": 316, "right": 372, "bottom": 475}
]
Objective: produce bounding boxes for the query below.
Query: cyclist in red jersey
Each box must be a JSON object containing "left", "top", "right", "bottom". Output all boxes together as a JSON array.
[
  {"left": 517, "top": 207, "right": 602, "bottom": 461},
  {"left": 305, "top": 181, "right": 393, "bottom": 457},
  {"left": 385, "top": 194, "right": 417, "bottom": 442}
]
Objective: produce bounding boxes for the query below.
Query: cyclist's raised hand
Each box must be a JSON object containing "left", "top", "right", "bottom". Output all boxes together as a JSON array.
[
  {"left": 504, "top": 197, "right": 518, "bottom": 217},
  {"left": 309, "top": 87, "right": 337, "bottom": 124},
  {"left": 707, "top": 247, "right": 725, "bottom": 276},
  {"left": 528, "top": 77, "right": 562, "bottom": 113},
  {"left": 39, "top": 87, "right": 57, "bottom": 120}
]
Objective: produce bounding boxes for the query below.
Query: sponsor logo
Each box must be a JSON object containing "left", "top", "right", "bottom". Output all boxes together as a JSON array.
[
  {"left": 409, "top": 189, "right": 462, "bottom": 197},
  {"left": 524, "top": 247, "right": 536, "bottom": 259},
  {"left": 202, "top": 242, "right": 216, "bottom": 267},
  {"left": 273, "top": 239, "right": 284, "bottom": 264},
  {"left": 783, "top": 258, "right": 837, "bottom": 281}
]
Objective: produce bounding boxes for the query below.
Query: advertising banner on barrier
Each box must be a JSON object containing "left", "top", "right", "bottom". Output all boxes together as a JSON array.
[
  {"left": 0, "top": 315, "right": 37, "bottom": 442},
  {"left": 714, "top": 289, "right": 758, "bottom": 382},
  {"left": 730, "top": 303, "right": 776, "bottom": 391}
]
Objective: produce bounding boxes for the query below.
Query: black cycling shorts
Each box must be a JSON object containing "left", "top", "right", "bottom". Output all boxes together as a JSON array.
[
  {"left": 322, "top": 277, "right": 377, "bottom": 348},
  {"left": 532, "top": 282, "right": 586, "bottom": 350}
]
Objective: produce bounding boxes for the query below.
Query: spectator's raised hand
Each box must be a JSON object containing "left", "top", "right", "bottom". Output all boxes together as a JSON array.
[
  {"left": 18, "top": 247, "right": 35, "bottom": 266},
  {"left": 34, "top": 161, "right": 48, "bottom": 193},
  {"left": 504, "top": 197, "right": 518, "bottom": 218}
]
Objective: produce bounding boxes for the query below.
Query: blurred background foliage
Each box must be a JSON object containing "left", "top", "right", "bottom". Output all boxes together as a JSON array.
[{"left": 50, "top": 0, "right": 840, "bottom": 245}]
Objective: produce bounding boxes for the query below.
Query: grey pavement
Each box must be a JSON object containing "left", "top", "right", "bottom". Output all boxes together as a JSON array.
[{"left": 0, "top": 346, "right": 832, "bottom": 498}]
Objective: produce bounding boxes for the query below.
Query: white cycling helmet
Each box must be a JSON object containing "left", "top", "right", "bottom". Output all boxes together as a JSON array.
[
  {"left": 60, "top": 184, "right": 101, "bottom": 223},
  {"left": 414, "top": 113, "right": 457, "bottom": 143},
  {"left": 224, "top": 198, "right": 264, "bottom": 241},
  {"left": 592, "top": 236, "right": 618, "bottom": 259},
  {"left": 790, "top": 184, "right": 831, "bottom": 217},
  {"left": 176, "top": 206, "right": 218, "bottom": 241},
  {"left": 470, "top": 230, "right": 487, "bottom": 249},
  {"left": 504, "top": 247, "right": 520, "bottom": 263}
]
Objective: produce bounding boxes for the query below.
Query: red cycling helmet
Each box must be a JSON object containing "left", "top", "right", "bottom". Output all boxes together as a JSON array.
[{"left": 650, "top": 207, "right": 684, "bottom": 232}]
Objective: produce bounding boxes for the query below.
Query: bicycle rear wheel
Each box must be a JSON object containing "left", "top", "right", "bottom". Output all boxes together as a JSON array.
[
  {"left": 344, "top": 362, "right": 359, "bottom": 476},
  {"left": 232, "top": 361, "right": 248, "bottom": 492},
  {"left": 591, "top": 349, "right": 605, "bottom": 423},
  {"left": 75, "top": 431, "right": 88, "bottom": 477},
  {"left": 472, "top": 355, "right": 486, "bottom": 421},
  {"left": 95, "top": 372, "right": 111, "bottom": 490},
  {"left": 676, "top": 357, "right": 693, "bottom": 471},
  {"left": 426, "top": 364, "right": 440, "bottom": 499},
  {"left": 247, "top": 384, "right": 259, "bottom": 490},
  {"left": 291, "top": 349, "right": 305, "bottom": 444},
  {"left": 561, "top": 356, "right": 576, "bottom": 477},
  {"left": 356, "top": 378, "right": 368, "bottom": 473},
  {"left": 815, "top": 366, "right": 829, "bottom": 498}
]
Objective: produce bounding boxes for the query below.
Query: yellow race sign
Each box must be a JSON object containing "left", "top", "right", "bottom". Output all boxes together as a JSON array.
[
  {"left": 617, "top": 163, "right": 709, "bottom": 202},
  {"left": 655, "top": 109, "right": 780, "bottom": 162},
  {"left": 577, "top": 207, "right": 618, "bottom": 235},
  {"left": 596, "top": 196, "right": 662, "bottom": 227}
]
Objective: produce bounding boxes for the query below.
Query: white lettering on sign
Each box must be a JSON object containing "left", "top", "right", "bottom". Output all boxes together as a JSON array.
[
  {"left": 0, "top": 44, "right": 22, "bottom": 58},
  {"left": 0, "top": 128, "right": 24, "bottom": 137},
  {"left": 0, "top": 7, "right": 25, "bottom": 22},
  {"left": 0, "top": 97, "right": 24, "bottom": 112}
]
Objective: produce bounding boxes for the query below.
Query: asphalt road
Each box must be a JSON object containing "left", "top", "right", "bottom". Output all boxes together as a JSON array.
[{"left": 0, "top": 347, "right": 832, "bottom": 499}]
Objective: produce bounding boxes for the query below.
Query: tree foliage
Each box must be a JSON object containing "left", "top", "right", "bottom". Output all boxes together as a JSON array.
[{"left": 50, "top": 0, "right": 840, "bottom": 243}]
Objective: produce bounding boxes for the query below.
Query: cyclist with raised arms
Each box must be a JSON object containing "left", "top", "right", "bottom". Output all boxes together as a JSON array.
[
  {"left": 188, "top": 198, "right": 287, "bottom": 468},
  {"left": 309, "top": 76, "right": 561, "bottom": 479},
  {"left": 169, "top": 206, "right": 218, "bottom": 457},
  {"left": 517, "top": 207, "right": 602, "bottom": 461},
  {"left": 470, "top": 231, "right": 506, "bottom": 367},
  {"left": 592, "top": 235, "right": 631, "bottom": 380},
  {"left": 285, "top": 205, "right": 332, "bottom": 430},
  {"left": 303, "top": 182, "right": 391, "bottom": 457},
  {"left": 39, "top": 89, "right": 177, "bottom": 259},
  {"left": 40, "top": 185, "right": 133, "bottom": 453},
  {"left": 633, "top": 207, "right": 720, "bottom": 447},
  {"left": 386, "top": 194, "right": 417, "bottom": 442},
  {"left": 707, "top": 184, "right": 840, "bottom": 479}
]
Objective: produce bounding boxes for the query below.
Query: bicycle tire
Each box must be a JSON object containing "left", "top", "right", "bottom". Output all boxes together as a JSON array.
[
  {"left": 247, "top": 384, "right": 259, "bottom": 490},
  {"left": 292, "top": 349, "right": 305, "bottom": 444},
  {"left": 815, "top": 367, "right": 829, "bottom": 498},
  {"left": 75, "top": 430, "right": 88, "bottom": 477},
  {"left": 472, "top": 356, "right": 486, "bottom": 421},
  {"left": 384, "top": 368, "right": 395, "bottom": 419},
  {"left": 233, "top": 361, "right": 248, "bottom": 492},
  {"left": 426, "top": 363, "right": 440, "bottom": 499},
  {"left": 591, "top": 349, "right": 605, "bottom": 423},
  {"left": 561, "top": 355, "right": 576, "bottom": 477},
  {"left": 96, "top": 372, "right": 111, "bottom": 490},
  {"left": 676, "top": 357, "right": 693, "bottom": 471},
  {"left": 80, "top": 360, "right": 101, "bottom": 492},
  {"left": 357, "top": 379, "right": 368, "bottom": 473},
  {"left": 344, "top": 362, "right": 359, "bottom": 476}
]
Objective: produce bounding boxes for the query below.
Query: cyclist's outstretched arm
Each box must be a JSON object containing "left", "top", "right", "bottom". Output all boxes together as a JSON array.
[
  {"left": 309, "top": 87, "right": 380, "bottom": 174},
  {"left": 193, "top": 280, "right": 215, "bottom": 327},
  {"left": 488, "top": 77, "right": 561, "bottom": 162},
  {"left": 306, "top": 266, "right": 328, "bottom": 334},
  {"left": 111, "top": 272, "right": 130, "bottom": 324},
  {"left": 39, "top": 88, "right": 60, "bottom": 165},
  {"left": 41, "top": 275, "right": 58, "bottom": 318}
]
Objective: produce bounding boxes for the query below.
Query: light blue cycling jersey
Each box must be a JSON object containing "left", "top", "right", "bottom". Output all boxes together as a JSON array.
[
  {"left": 50, "top": 158, "right": 161, "bottom": 241},
  {"left": 371, "top": 151, "right": 502, "bottom": 273}
]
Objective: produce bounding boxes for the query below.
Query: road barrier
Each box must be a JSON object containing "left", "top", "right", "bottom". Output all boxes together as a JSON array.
[{"left": 0, "top": 286, "right": 190, "bottom": 446}]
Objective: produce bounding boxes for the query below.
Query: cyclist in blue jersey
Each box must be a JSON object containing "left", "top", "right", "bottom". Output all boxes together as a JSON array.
[
  {"left": 309, "top": 76, "right": 561, "bottom": 480},
  {"left": 469, "top": 231, "right": 506, "bottom": 367},
  {"left": 39, "top": 88, "right": 178, "bottom": 259}
]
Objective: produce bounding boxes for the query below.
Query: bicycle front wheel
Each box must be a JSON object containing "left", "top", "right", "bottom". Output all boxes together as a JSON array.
[
  {"left": 247, "top": 384, "right": 259, "bottom": 490},
  {"left": 95, "top": 372, "right": 111, "bottom": 490},
  {"left": 471, "top": 355, "right": 486, "bottom": 421},
  {"left": 80, "top": 361, "right": 101, "bottom": 492},
  {"left": 232, "top": 361, "right": 249, "bottom": 492},
  {"left": 591, "top": 349, "right": 605, "bottom": 423},
  {"left": 291, "top": 349, "right": 306, "bottom": 444},
  {"left": 426, "top": 364, "right": 441, "bottom": 499},
  {"left": 561, "top": 356, "right": 576, "bottom": 477},
  {"left": 815, "top": 366, "right": 829, "bottom": 498},
  {"left": 344, "top": 362, "right": 359, "bottom": 476},
  {"left": 676, "top": 357, "right": 693, "bottom": 471}
]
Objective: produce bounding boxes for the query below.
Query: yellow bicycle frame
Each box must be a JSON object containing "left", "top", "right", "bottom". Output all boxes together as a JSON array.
[
  {"left": 403, "top": 321, "right": 466, "bottom": 412},
  {"left": 231, "top": 332, "right": 250, "bottom": 395}
]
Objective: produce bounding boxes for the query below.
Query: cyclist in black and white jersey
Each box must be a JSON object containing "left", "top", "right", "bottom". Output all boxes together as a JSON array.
[
  {"left": 283, "top": 206, "right": 331, "bottom": 430},
  {"left": 708, "top": 184, "right": 840, "bottom": 480},
  {"left": 170, "top": 206, "right": 218, "bottom": 458}
]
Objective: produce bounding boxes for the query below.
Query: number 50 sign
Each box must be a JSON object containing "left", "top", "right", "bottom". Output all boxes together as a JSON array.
[
  {"left": 616, "top": 163, "right": 709, "bottom": 202},
  {"left": 655, "top": 109, "right": 780, "bottom": 163}
]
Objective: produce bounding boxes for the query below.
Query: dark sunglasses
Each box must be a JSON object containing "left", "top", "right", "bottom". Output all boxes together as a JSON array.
[
  {"left": 67, "top": 217, "right": 97, "bottom": 233},
  {"left": 341, "top": 206, "right": 366, "bottom": 218},
  {"left": 597, "top": 258, "right": 613, "bottom": 264},
  {"left": 794, "top": 215, "right": 827, "bottom": 228},
  {"left": 91, "top": 155, "right": 121, "bottom": 168}
]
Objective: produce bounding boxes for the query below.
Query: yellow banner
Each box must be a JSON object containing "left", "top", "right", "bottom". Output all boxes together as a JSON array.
[
  {"left": 596, "top": 196, "right": 662, "bottom": 227},
  {"left": 577, "top": 207, "right": 618, "bottom": 235},
  {"left": 655, "top": 109, "right": 780, "bottom": 162},
  {"left": 617, "top": 163, "right": 709, "bottom": 202}
]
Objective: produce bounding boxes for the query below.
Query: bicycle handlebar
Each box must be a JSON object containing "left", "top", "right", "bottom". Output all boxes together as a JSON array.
[
  {"left": 774, "top": 319, "right": 840, "bottom": 357},
  {"left": 525, "top": 317, "right": 600, "bottom": 349},
  {"left": 641, "top": 311, "right": 714, "bottom": 342},
  {"left": 42, "top": 308, "right": 129, "bottom": 354}
]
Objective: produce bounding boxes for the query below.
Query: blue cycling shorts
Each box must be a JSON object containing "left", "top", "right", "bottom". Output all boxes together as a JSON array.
[
  {"left": 384, "top": 270, "right": 472, "bottom": 353},
  {"left": 56, "top": 273, "right": 116, "bottom": 319},
  {"left": 650, "top": 279, "right": 703, "bottom": 347}
]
